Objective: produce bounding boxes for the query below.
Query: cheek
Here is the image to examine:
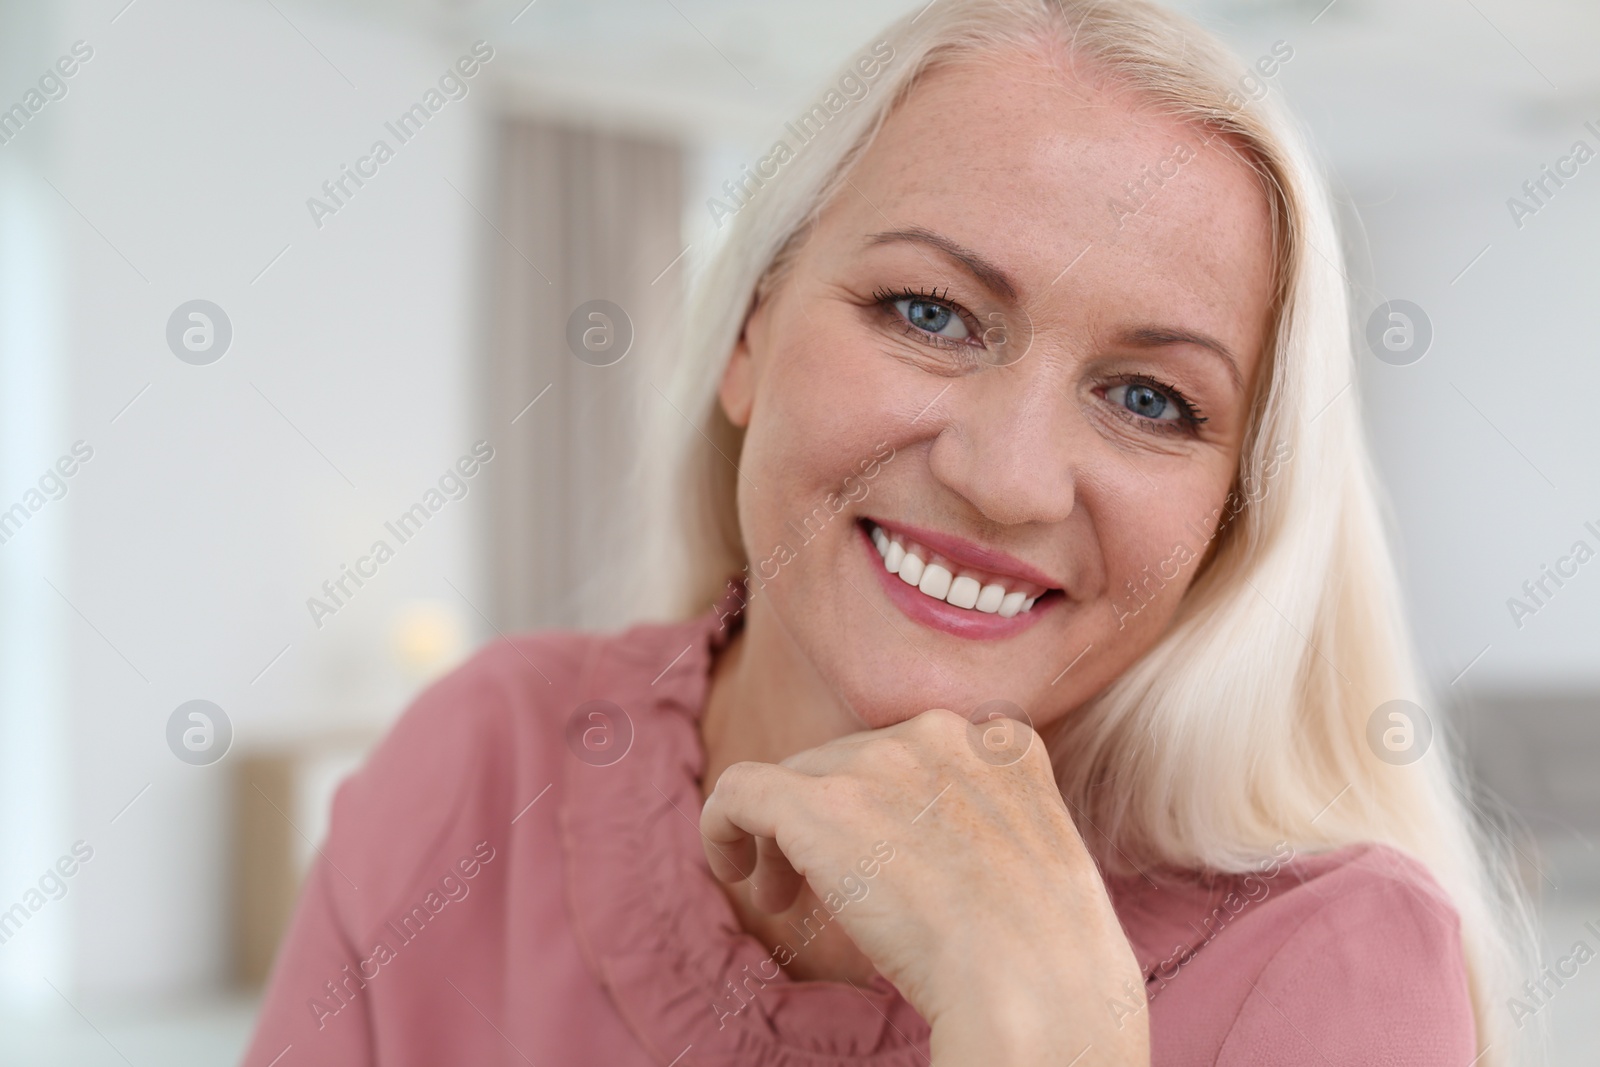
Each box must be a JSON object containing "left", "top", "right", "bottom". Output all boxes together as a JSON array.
[
  {"left": 741, "top": 317, "right": 906, "bottom": 504},
  {"left": 771, "top": 307, "right": 901, "bottom": 417},
  {"left": 1091, "top": 470, "right": 1234, "bottom": 605}
]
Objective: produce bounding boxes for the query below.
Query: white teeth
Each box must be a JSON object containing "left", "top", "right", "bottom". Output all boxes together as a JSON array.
[
  {"left": 918, "top": 563, "right": 953, "bottom": 600},
  {"left": 975, "top": 583, "right": 1005, "bottom": 613},
  {"left": 897, "top": 550, "right": 925, "bottom": 586},
  {"left": 870, "top": 523, "right": 1048, "bottom": 617},
  {"left": 946, "top": 575, "right": 980, "bottom": 609}
]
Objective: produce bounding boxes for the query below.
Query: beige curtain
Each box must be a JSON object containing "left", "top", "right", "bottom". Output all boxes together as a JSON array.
[{"left": 485, "top": 118, "right": 684, "bottom": 634}]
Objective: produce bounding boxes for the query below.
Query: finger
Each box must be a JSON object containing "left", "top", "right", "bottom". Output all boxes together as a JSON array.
[
  {"left": 778, "top": 742, "right": 858, "bottom": 776},
  {"left": 700, "top": 761, "right": 810, "bottom": 886},
  {"left": 779, "top": 714, "right": 938, "bottom": 776},
  {"left": 802, "top": 712, "right": 942, "bottom": 753},
  {"left": 750, "top": 836, "right": 806, "bottom": 914}
]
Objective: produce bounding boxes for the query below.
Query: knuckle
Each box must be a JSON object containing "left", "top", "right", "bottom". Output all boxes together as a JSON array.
[
  {"left": 709, "top": 760, "right": 760, "bottom": 799},
  {"left": 912, "top": 706, "right": 965, "bottom": 742},
  {"left": 1016, "top": 725, "right": 1052, "bottom": 774}
]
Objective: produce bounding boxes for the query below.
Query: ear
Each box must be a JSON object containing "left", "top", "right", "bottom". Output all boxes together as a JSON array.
[
  {"left": 717, "top": 339, "right": 753, "bottom": 428},
  {"left": 717, "top": 300, "right": 763, "bottom": 429}
]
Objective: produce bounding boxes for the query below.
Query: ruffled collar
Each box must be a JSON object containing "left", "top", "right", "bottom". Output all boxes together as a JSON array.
[{"left": 558, "top": 593, "right": 932, "bottom": 1067}]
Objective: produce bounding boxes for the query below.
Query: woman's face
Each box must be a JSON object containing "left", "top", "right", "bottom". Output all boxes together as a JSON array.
[{"left": 719, "top": 47, "right": 1277, "bottom": 731}]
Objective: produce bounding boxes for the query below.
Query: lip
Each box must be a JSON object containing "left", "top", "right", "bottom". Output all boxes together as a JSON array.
[
  {"left": 861, "top": 515, "right": 1065, "bottom": 591},
  {"left": 858, "top": 522, "right": 1056, "bottom": 640}
]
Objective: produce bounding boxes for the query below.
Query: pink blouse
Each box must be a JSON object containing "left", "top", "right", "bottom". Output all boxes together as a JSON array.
[{"left": 241, "top": 604, "right": 1478, "bottom": 1066}]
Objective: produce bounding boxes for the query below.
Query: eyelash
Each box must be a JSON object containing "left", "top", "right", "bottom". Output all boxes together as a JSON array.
[
  {"left": 1103, "top": 375, "right": 1209, "bottom": 436},
  {"left": 871, "top": 285, "right": 1208, "bottom": 435},
  {"left": 870, "top": 286, "right": 986, "bottom": 356}
]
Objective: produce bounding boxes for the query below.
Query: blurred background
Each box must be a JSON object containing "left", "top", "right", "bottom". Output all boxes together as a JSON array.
[{"left": 0, "top": 0, "right": 1594, "bottom": 1062}]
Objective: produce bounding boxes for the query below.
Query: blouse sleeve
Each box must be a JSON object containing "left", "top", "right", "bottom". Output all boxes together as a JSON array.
[
  {"left": 1214, "top": 873, "right": 1480, "bottom": 1064},
  {"left": 238, "top": 848, "right": 377, "bottom": 1066},
  {"left": 235, "top": 631, "right": 573, "bottom": 1067}
]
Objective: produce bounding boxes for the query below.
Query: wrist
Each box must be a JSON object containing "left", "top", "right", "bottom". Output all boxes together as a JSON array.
[
  {"left": 928, "top": 971, "right": 1149, "bottom": 1067},
  {"left": 928, "top": 978, "right": 1065, "bottom": 1066}
]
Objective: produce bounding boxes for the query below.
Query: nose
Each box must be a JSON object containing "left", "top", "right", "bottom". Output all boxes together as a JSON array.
[{"left": 925, "top": 373, "right": 1078, "bottom": 527}]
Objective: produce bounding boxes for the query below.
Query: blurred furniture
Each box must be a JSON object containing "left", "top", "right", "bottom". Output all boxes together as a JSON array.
[{"left": 1455, "top": 689, "right": 1600, "bottom": 890}]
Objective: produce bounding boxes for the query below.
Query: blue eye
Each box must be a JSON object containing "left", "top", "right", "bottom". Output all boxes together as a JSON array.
[
  {"left": 1107, "top": 379, "right": 1203, "bottom": 428},
  {"left": 1107, "top": 382, "right": 1178, "bottom": 421},
  {"left": 892, "top": 297, "right": 971, "bottom": 342}
]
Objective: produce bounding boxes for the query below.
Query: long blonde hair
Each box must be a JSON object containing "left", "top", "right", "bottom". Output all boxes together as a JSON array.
[{"left": 627, "top": 1, "right": 1539, "bottom": 1061}]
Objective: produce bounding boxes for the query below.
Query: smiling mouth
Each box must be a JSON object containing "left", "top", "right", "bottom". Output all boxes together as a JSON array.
[{"left": 861, "top": 519, "right": 1058, "bottom": 617}]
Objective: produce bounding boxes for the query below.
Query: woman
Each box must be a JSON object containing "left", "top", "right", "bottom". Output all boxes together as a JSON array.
[{"left": 243, "top": 1, "right": 1537, "bottom": 1064}]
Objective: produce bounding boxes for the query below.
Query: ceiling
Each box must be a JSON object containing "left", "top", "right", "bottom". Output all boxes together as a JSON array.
[{"left": 311, "top": 0, "right": 1600, "bottom": 182}]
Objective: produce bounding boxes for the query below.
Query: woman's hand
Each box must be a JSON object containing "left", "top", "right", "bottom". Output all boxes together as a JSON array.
[{"left": 699, "top": 707, "right": 1150, "bottom": 1067}]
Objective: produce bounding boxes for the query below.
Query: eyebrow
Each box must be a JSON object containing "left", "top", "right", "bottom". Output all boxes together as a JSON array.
[
  {"left": 864, "top": 227, "right": 1019, "bottom": 301},
  {"left": 1116, "top": 326, "right": 1246, "bottom": 393},
  {"left": 867, "top": 226, "right": 1246, "bottom": 392}
]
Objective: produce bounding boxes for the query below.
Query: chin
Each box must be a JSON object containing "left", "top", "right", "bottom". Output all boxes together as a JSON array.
[{"left": 819, "top": 661, "right": 1001, "bottom": 731}]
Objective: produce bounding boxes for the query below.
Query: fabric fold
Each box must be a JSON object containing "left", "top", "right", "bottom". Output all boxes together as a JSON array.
[{"left": 559, "top": 600, "right": 932, "bottom": 1067}]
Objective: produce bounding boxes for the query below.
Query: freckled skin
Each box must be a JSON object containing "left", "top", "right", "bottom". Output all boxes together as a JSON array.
[{"left": 698, "top": 43, "right": 1276, "bottom": 1048}]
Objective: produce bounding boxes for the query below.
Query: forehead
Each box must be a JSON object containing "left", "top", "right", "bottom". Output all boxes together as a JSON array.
[{"left": 820, "top": 46, "right": 1278, "bottom": 361}]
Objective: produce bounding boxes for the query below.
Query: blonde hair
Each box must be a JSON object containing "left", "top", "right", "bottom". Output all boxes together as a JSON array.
[{"left": 627, "top": 1, "right": 1539, "bottom": 1061}]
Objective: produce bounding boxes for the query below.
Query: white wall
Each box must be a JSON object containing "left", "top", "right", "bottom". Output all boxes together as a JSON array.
[
  {"left": 1354, "top": 153, "right": 1600, "bottom": 694},
  {"left": 5, "top": 0, "right": 491, "bottom": 999},
  {"left": 0, "top": 0, "right": 71, "bottom": 1006}
]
